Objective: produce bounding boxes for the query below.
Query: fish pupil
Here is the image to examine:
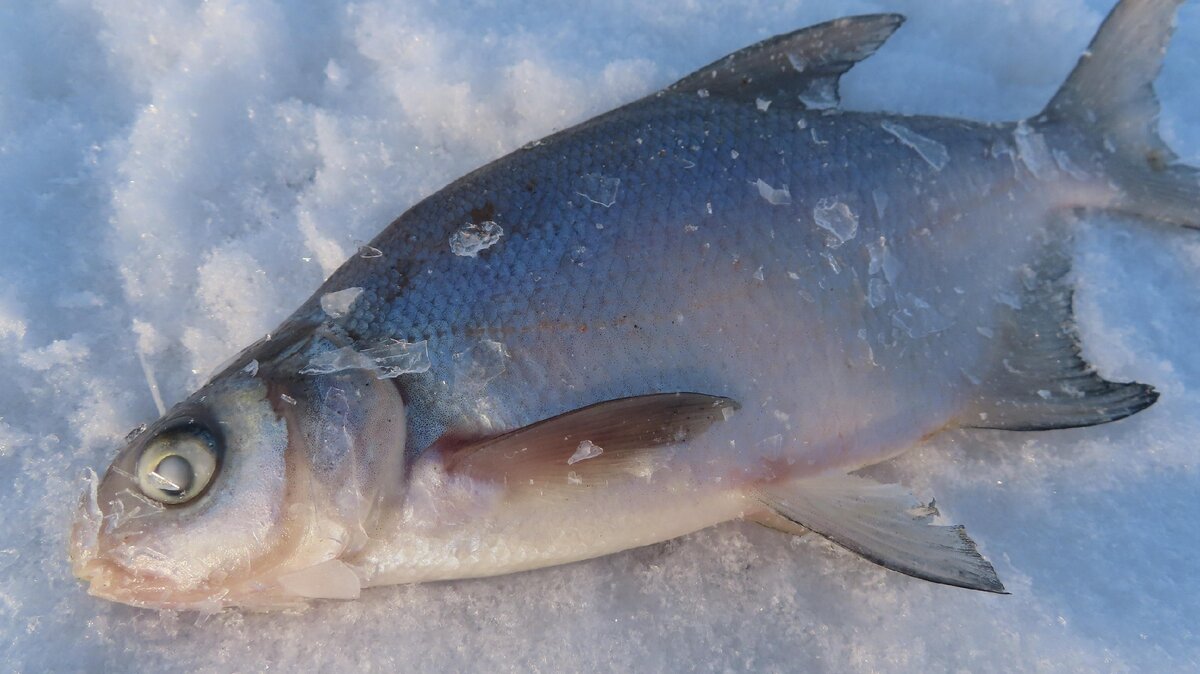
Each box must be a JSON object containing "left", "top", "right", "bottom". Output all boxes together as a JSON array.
[{"left": 151, "top": 454, "right": 194, "bottom": 497}]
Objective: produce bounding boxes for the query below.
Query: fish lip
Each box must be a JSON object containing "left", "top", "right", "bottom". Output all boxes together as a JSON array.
[
  {"left": 76, "top": 561, "right": 227, "bottom": 611},
  {"left": 71, "top": 551, "right": 269, "bottom": 612},
  {"left": 72, "top": 540, "right": 309, "bottom": 612}
]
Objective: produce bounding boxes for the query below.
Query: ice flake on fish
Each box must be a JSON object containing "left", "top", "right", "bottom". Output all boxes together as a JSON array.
[
  {"left": 567, "top": 440, "right": 604, "bottom": 465},
  {"left": 797, "top": 79, "right": 837, "bottom": 110},
  {"left": 754, "top": 178, "right": 791, "bottom": 205},
  {"left": 847, "top": 329, "right": 878, "bottom": 368},
  {"left": 866, "top": 236, "right": 901, "bottom": 283},
  {"left": 881, "top": 120, "right": 949, "bottom": 170},
  {"left": 994, "top": 290, "right": 1022, "bottom": 310},
  {"left": 891, "top": 293, "right": 952, "bottom": 338},
  {"left": 320, "top": 287, "right": 363, "bottom": 318},
  {"left": 757, "top": 434, "right": 784, "bottom": 452},
  {"left": 68, "top": 469, "right": 101, "bottom": 571},
  {"left": 577, "top": 173, "right": 620, "bottom": 208},
  {"left": 450, "top": 339, "right": 510, "bottom": 391},
  {"left": 1053, "top": 148, "right": 1092, "bottom": 181},
  {"left": 569, "top": 245, "right": 590, "bottom": 266},
  {"left": 300, "top": 340, "right": 431, "bottom": 379},
  {"left": 867, "top": 278, "right": 889, "bottom": 308},
  {"left": 820, "top": 251, "right": 841, "bottom": 274},
  {"left": 1013, "top": 121, "right": 1057, "bottom": 179},
  {"left": 450, "top": 221, "right": 504, "bottom": 257},
  {"left": 812, "top": 198, "right": 858, "bottom": 247},
  {"left": 872, "top": 188, "right": 889, "bottom": 219}
]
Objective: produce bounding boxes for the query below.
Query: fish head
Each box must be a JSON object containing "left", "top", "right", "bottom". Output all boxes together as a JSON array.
[{"left": 70, "top": 333, "right": 407, "bottom": 610}]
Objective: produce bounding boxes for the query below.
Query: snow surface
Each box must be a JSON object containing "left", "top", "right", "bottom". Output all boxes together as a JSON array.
[{"left": 2, "top": 0, "right": 1199, "bottom": 671}]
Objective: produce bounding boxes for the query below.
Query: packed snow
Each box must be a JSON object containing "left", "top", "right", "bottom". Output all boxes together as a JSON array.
[{"left": 1, "top": 0, "right": 1198, "bottom": 671}]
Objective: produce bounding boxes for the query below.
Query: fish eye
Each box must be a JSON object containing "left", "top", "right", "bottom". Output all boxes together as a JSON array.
[{"left": 135, "top": 422, "right": 221, "bottom": 505}]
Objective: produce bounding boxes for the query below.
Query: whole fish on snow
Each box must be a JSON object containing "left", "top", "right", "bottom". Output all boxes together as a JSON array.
[{"left": 71, "top": 0, "right": 1199, "bottom": 609}]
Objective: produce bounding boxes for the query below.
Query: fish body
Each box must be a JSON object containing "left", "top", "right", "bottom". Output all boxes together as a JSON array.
[
  {"left": 340, "top": 111, "right": 1073, "bottom": 584},
  {"left": 72, "top": 0, "right": 1197, "bottom": 609},
  {"left": 331, "top": 110, "right": 1035, "bottom": 465}
]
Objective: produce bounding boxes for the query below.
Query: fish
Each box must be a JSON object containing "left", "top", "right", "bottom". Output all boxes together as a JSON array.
[{"left": 70, "top": 0, "right": 1198, "bottom": 611}]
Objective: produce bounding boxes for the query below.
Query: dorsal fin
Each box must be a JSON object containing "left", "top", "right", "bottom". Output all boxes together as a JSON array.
[
  {"left": 962, "top": 246, "right": 1157, "bottom": 431},
  {"left": 668, "top": 14, "right": 905, "bottom": 109}
]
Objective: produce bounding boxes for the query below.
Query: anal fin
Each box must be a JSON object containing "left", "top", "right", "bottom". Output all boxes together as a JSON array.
[
  {"left": 757, "top": 474, "right": 1006, "bottom": 593},
  {"left": 964, "top": 246, "right": 1157, "bottom": 431}
]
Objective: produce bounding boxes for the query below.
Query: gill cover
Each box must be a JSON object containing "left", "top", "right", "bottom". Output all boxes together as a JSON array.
[{"left": 264, "top": 328, "right": 409, "bottom": 599}]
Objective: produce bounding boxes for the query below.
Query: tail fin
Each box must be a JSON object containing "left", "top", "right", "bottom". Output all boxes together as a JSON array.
[{"left": 1042, "top": 0, "right": 1200, "bottom": 228}]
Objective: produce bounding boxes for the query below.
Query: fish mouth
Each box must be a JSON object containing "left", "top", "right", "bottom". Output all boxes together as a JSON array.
[
  {"left": 72, "top": 555, "right": 235, "bottom": 612},
  {"left": 67, "top": 496, "right": 209, "bottom": 610},
  {"left": 71, "top": 535, "right": 307, "bottom": 612},
  {"left": 72, "top": 547, "right": 302, "bottom": 612}
]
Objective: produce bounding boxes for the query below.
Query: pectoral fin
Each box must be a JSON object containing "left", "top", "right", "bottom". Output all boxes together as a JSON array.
[
  {"left": 276, "top": 560, "right": 362, "bottom": 600},
  {"left": 757, "top": 474, "right": 1006, "bottom": 593},
  {"left": 443, "top": 393, "right": 738, "bottom": 489}
]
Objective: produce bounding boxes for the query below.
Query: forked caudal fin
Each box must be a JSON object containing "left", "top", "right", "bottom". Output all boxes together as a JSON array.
[{"left": 1041, "top": 0, "right": 1200, "bottom": 227}]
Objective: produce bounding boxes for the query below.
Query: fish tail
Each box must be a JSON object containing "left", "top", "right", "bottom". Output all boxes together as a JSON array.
[{"left": 1041, "top": 0, "right": 1200, "bottom": 228}]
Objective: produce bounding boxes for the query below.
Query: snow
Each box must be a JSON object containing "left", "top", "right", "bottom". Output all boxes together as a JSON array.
[{"left": 1, "top": 0, "right": 1198, "bottom": 671}]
